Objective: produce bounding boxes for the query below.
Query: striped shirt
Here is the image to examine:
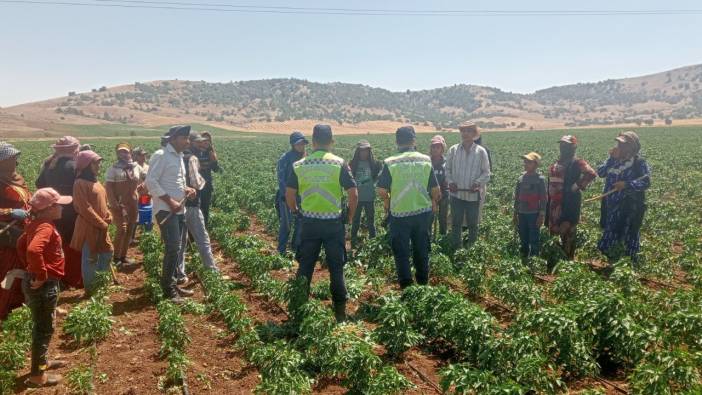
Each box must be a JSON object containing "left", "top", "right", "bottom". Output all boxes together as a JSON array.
[{"left": 446, "top": 142, "right": 491, "bottom": 202}]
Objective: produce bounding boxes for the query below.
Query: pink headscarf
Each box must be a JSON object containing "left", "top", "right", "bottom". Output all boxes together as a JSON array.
[{"left": 44, "top": 136, "right": 80, "bottom": 170}]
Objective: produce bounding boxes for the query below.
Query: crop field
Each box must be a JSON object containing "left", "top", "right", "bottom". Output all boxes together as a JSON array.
[{"left": 2, "top": 125, "right": 702, "bottom": 394}]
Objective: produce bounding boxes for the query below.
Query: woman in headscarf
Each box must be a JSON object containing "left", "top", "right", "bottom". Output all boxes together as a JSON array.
[
  {"left": 35, "top": 136, "right": 83, "bottom": 288},
  {"left": 70, "top": 150, "right": 114, "bottom": 295},
  {"left": 0, "top": 141, "right": 31, "bottom": 319},
  {"left": 349, "top": 139, "right": 382, "bottom": 248},
  {"left": 597, "top": 131, "right": 651, "bottom": 266},
  {"left": 105, "top": 143, "right": 142, "bottom": 267}
]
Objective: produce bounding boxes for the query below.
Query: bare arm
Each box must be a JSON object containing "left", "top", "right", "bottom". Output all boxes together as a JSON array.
[
  {"left": 346, "top": 187, "right": 358, "bottom": 224},
  {"left": 285, "top": 187, "right": 299, "bottom": 213}
]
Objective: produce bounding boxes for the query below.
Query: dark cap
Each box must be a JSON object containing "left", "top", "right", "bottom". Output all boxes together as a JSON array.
[
  {"left": 312, "top": 124, "right": 333, "bottom": 145},
  {"left": 189, "top": 132, "right": 207, "bottom": 142},
  {"left": 167, "top": 125, "right": 191, "bottom": 138},
  {"left": 396, "top": 126, "right": 416, "bottom": 145},
  {"left": 289, "top": 131, "right": 309, "bottom": 146}
]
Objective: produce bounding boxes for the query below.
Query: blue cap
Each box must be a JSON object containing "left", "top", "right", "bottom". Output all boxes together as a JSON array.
[
  {"left": 289, "top": 131, "right": 308, "bottom": 146},
  {"left": 312, "top": 124, "right": 333, "bottom": 144}
]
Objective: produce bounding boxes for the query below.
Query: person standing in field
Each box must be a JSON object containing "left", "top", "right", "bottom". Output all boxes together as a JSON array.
[
  {"left": 146, "top": 126, "right": 196, "bottom": 303},
  {"left": 189, "top": 131, "right": 220, "bottom": 227},
  {"left": 105, "top": 143, "right": 142, "bottom": 268},
  {"left": 546, "top": 135, "right": 597, "bottom": 260},
  {"left": 276, "top": 131, "right": 308, "bottom": 254},
  {"left": 286, "top": 124, "right": 357, "bottom": 322},
  {"left": 176, "top": 132, "right": 220, "bottom": 281},
  {"left": 16, "top": 188, "right": 72, "bottom": 388},
  {"left": 377, "top": 126, "right": 440, "bottom": 289},
  {"left": 0, "top": 141, "right": 31, "bottom": 320},
  {"left": 513, "top": 152, "right": 547, "bottom": 263},
  {"left": 597, "top": 131, "right": 650, "bottom": 267},
  {"left": 349, "top": 139, "right": 382, "bottom": 248},
  {"left": 70, "top": 150, "right": 114, "bottom": 295},
  {"left": 429, "top": 135, "right": 449, "bottom": 236},
  {"left": 446, "top": 121, "right": 491, "bottom": 251},
  {"left": 35, "top": 136, "right": 83, "bottom": 289},
  {"left": 130, "top": 146, "right": 151, "bottom": 244}
]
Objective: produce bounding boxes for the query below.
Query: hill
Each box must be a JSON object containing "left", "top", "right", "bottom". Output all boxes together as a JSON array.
[{"left": 2, "top": 64, "right": 702, "bottom": 136}]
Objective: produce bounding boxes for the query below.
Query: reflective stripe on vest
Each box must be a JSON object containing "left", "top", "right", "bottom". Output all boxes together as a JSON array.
[
  {"left": 386, "top": 151, "right": 433, "bottom": 217},
  {"left": 293, "top": 150, "right": 344, "bottom": 219}
]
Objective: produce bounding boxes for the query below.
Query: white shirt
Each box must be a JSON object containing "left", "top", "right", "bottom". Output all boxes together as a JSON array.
[
  {"left": 146, "top": 144, "right": 186, "bottom": 214},
  {"left": 105, "top": 163, "right": 144, "bottom": 183},
  {"left": 446, "top": 142, "right": 491, "bottom": 201}
]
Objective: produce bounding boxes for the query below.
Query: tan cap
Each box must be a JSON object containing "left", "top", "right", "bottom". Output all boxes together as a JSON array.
[
  {"left": 615, "top": 131, "right": 641, "bottom": 153},
  {"left": 559, "top": 135, "right": 577, "bottom": 145},
  {"left": 521, "top": 151, "right": 542, "bottom": 164},
  {"left": 458, "top": 121, "right": 480, "bottom": 139}
]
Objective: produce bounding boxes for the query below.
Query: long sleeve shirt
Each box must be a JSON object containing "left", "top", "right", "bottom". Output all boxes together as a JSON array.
[
  {"left": 597, "top": 156, "right": 651, "bottom": 205},
  {"left": 146, "top": 143, "right": 186, "bottom": 214},
  {"left": 276, "top": 150, "right": 303, "bottom": 197},
  {"left": 514, "top": 172, "right": 547, "bottom": 215},
  {"left": 446, "top": 142, "right": 491, "bottom": 201},
  {"left": 17, "top": 219, "right": 65, "bottom": 282},
  {"left": 70, "top": 178, "right": 113, "bottom": 253}
]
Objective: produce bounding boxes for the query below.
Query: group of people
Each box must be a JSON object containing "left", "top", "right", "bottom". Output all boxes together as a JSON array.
[
  {"left": 0, "top": 121, "right": 651, "bottom": 385},
  {"left": 276, "top": 123, "right": 650, "bottom": 322},
  {"left": 0, "top": 126, "right": 220, "bottom": 387}
]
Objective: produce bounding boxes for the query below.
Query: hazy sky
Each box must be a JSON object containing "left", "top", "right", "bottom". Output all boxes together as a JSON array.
[{"left": 1, "top": 0, "right": 701, "bottom": 107}]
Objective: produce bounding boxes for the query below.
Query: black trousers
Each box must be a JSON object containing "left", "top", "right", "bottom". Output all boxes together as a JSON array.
[
  {"left": 389, "top": 212, "right": 432, "bottom": 288},
  {"left": 295, "top": 218, "right": 347, "bottom": 304},
  {"left": 199, "top": 184, "right": 213, "bottom": 228},
  {"left": 22, "top": 277, "right": 59, "bottom": 375}
]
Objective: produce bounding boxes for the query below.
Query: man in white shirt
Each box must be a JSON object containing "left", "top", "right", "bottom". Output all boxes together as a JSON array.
[
  {"left": 446, "top": 121, "right": 491, "bottom": 250},
  {"left": 145, "top": 125, "right": 196, "bottom": 303}
]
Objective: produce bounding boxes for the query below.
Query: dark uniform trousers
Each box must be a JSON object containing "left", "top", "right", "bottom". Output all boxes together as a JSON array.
[
  {"left": 389, "top": 211, "right": 432, "bottom": 288},
  {"left": 295, "top": 217, "right": 347, "bottom": 304}
]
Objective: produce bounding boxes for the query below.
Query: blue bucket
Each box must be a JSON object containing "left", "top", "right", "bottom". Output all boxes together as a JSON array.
[{"left": 138, "top": 204, "right": 153, "bottom": 225}]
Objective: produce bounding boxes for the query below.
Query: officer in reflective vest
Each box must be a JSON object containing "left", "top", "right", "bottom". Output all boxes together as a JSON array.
[
  {"left": 377, "top": 126, "right": 440, "bottom": 289},
  {"left": 285, "top": 124, "right": 358, "bottom": 322}
]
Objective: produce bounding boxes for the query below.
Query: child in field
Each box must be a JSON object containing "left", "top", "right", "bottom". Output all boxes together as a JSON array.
[
  {"left": 513, "top": 152, "right": 547, "bottom": 262},
  {"left": 16, "top": 188, "right": 72, "bottom": 388}
]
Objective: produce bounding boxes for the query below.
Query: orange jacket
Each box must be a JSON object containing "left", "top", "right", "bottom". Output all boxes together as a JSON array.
[{"left": 17, "top": 219, "right": 65, "bottom": 282}]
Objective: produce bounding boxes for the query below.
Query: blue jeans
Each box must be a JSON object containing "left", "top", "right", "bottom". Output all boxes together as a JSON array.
[
  {"left": 518, "top": 213, "right": 540, "bottom": 258},
  {"left": 277, "top": 197, "right": 301, "bottom": 254},
  {"left": 156, "top": 211, "right": 186, "bottom": 299},
  {"left": 21, "top": 277, "right": 59, "bottom": 375},
  {"left": 389, "top": 212, "right": 431, "bottom": 288},
  {"left": 450, "top": 197, "right": 480, "bottom": 249},
  {"left": 178, "top": 206, "right": 218, "bottom": 277},
  {"left": 81, "top": 242, "right": 113, "bottom": 294},
  {"left": 295, "top": 218, "right": 347, "bottom": 304}
]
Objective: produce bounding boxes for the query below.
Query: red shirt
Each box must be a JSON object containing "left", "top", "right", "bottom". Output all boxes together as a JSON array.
[{"left": 17, "top": 219, "right": 65, "bottom": 282}]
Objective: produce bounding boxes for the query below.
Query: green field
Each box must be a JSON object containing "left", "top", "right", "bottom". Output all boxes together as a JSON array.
[{"left": 4, "top": 125, "right": 702, "bottom": 394}]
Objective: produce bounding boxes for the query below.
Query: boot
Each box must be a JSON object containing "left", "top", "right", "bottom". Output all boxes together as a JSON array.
[{"left": 333, "top": 301, "right": 347, "bottom": 323}]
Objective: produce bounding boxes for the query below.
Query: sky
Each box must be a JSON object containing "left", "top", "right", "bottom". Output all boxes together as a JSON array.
[{"left": 0, "top": 0, "right": 701, "bottom": 107}]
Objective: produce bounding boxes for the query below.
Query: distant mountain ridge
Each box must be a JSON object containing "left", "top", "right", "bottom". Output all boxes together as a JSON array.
[{"left": 2, "top": 64, "right": 702, "bottom": 136}]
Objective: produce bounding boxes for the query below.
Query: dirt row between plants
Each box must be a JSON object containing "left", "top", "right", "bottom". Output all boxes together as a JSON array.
[
  {"left": 13, "top": 244, "right": 261, "bottom": 394},
  {"left": 223, "top": 215, "right": 445, "bottom": 394}
]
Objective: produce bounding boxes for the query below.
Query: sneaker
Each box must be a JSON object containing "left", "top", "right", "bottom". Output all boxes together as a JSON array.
[
  {"left": 176, "top": 287, "right": 194, "bottom": 297},
  {"left": 176, "top": 276, "right": 189, "bottom": 285}
]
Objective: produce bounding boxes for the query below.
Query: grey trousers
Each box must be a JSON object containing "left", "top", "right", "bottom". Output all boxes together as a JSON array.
[
  {"left": 177, "top": 206, "right": 219, "bottom": 279},
  {"left": 450, "top": 197, "right": 480, "bottom": 249}
]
